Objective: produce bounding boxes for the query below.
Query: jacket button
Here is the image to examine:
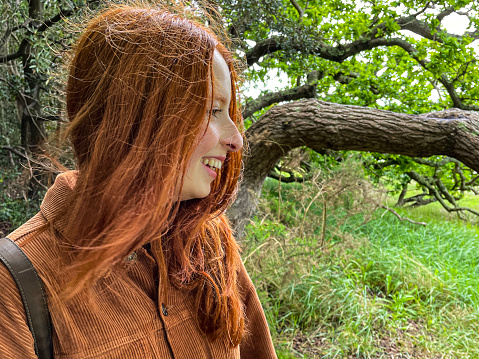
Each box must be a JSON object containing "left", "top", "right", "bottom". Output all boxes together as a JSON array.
[
  {"left": 161, "top": 303, "right": 168, "bottom": 316},
  {"left": 125, "top": 252, "right": 137, "bottom": 262}
]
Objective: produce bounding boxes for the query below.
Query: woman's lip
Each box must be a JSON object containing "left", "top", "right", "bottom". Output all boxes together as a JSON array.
[{"left": 202, "top": 163, "right": 217, "bottom": 178}]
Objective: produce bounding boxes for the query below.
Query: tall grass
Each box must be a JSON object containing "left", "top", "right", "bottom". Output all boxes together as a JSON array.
[{"left": 243, "top": 161, "right": 479, "bottom": 358}]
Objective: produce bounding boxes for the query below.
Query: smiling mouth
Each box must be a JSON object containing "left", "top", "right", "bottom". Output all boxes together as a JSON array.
[{"left": 200, "top": 158, "right": 223, "bottom": 171}]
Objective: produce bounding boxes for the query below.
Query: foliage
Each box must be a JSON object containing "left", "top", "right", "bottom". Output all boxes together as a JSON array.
[
  {"left": 0, "top": 0, "right": 87, "bottom": 145},
  {"left": 0, "top": 164, "right": 43, "bottom": 235},
  {"left": 362, "top": 153, "right": 479, "bottom": 220},
  {"left": 244, "top": 160, "right": 479, "bottom": 357},
  {"left": 224, "top": 0, "right": 479, "bottom": 110},
  {"left": 218, "top": 0, "right": 479, "bottom": 215}
]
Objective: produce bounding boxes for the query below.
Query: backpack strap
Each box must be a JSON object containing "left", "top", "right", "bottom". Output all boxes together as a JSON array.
[{"left": 0, "top": 237, "right": 53, "bottom": 359}]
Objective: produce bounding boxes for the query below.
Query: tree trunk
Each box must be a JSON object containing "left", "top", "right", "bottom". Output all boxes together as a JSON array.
[
  {"left": 21, "top": 0, "right": 46, "bottom": 199},
  {"left": 228, "top": 99, "right": 479, "bottom": 237},
  {"left": 21, "top": 0, "right": 45, "bottom": 153}
]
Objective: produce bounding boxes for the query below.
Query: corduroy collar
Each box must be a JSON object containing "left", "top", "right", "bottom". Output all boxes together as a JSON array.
[{"left": 40, "top": 171, "right": 78, "bottom": 238}]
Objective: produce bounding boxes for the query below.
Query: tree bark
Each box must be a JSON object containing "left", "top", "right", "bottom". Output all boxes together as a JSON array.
[
  {"left": 21, "top": 0, "right": 45, "bottom": 153},
  {"left": 228, "top": 99, "right": 479, "bottom": 237}
]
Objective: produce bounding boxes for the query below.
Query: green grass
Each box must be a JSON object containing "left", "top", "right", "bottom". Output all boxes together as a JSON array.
[
  {"left": 244, "top": 176, "right": 479, "bottom": 358},
  {"left": 386, "top": 190, "right": 479, "bottom": 227}
]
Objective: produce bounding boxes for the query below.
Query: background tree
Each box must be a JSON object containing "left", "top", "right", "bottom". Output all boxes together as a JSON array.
[
  {"left": 214, "top": 0, "right": 479, "bottom": 235},
  {"left": 0, "top": 0, "right": 93, "bottom": 198}
]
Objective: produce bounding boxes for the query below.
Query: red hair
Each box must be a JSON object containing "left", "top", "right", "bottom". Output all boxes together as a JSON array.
[{"left": 60, "top": 5, "right": 244, "bottom": 345}]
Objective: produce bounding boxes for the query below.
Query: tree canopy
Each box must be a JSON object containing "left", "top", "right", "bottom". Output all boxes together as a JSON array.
[
  {"left": 216, "top": 0, "right": 479, "bottom": 234},
  {"left": 224, "top": 0, "right": 478, "bottom": 113}
]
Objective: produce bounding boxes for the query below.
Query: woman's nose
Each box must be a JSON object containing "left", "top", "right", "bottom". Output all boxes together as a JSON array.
[
  {"left": 220, "top": 122, "right": 243, "bottom": 152},
  {"left": 220, "top": 121, "right": 243, "bottom": 152}
]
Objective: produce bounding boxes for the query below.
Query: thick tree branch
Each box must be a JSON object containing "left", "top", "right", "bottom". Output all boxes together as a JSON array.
[
  {"left": 289, "top": 0, "right": 304, "bottom": 21},
  {"left": 245, "top": 34, "right": 419, "bottom": 66},
  {"left": 0, "top": 8, "right": 74, "bottom": 63},
  {"left": 228, "top": 100, "right": 479, "bottom": 236},
  {"left": 246, "top": 100, "right": 479, "bottom": 175},
  {"left": 437, "top": 6, "right": 455, "bottom": 22},
  {"left": 246, "top": 37, "right": 282, "bottom": 66},
  {"left": 397, "top": 12, "right": 479, "bottom": 42},
  {"left": 37, "top": 8, "right": 74, "bottom": 32},
  {"left": 242, "top": 84, "right": 316, "bottom": 119},
  {"left": 0, "top": 39, "right": 29, "bottom": 63},
  {"left": 245, "top": 34, "right": 478, "bottom": 116},
  {"left": 245, "top": 9, "right": 479, "bottom": 68},
  {"left": 242, "top": 70, "right": 323, "bottom": 119},
  {"left": 244, "top": 9, "right": 478, "bottom": 110},
  {"left": 398, "top": 193, "right": 438, "bottom": 207}
]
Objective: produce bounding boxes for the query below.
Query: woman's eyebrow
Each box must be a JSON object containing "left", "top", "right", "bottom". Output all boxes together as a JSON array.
[{"left": 215, "top": 93, "right": 228, "bottom": 104}]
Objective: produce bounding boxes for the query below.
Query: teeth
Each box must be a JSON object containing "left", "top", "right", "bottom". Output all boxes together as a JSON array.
[{"left": 201, "top": 158, "right": 222, "bottom": 170}]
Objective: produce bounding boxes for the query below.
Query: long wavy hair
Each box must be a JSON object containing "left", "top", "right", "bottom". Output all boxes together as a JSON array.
[{"left": 60, "top": 5, "right": 245, "bottom": 345}]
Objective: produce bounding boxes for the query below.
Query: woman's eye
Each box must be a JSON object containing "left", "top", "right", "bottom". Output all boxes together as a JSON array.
[{"left": 212, "top": 109, "right": 222, "bottom": 117}]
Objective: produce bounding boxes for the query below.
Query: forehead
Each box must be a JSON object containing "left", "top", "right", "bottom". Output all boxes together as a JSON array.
[{"left": 212, "top": 50, "right": 231, "bottom": 104}]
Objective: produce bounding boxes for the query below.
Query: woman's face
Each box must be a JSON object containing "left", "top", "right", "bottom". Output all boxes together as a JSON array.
[{"left": 179, "top": 50, "right": 243, "bottom": 201}]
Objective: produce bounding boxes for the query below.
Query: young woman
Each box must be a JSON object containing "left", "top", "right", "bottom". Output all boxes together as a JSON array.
[{"left": 0, "top": 5, "right": 277, "bottom": 358}]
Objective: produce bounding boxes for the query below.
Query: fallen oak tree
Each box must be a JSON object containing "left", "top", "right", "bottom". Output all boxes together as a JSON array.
[{"left": 228, "top": 100, "right": 479, "bottom": 236}]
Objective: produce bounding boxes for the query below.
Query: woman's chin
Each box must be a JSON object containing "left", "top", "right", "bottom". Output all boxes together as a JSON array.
[{"left": 179, "top": 187, "right": 211, "bottom": 201}]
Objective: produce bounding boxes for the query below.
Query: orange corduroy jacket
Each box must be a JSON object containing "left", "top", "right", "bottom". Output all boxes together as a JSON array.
[{"left": 0, "top": 172, "right": 277, "bottom": 359}]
